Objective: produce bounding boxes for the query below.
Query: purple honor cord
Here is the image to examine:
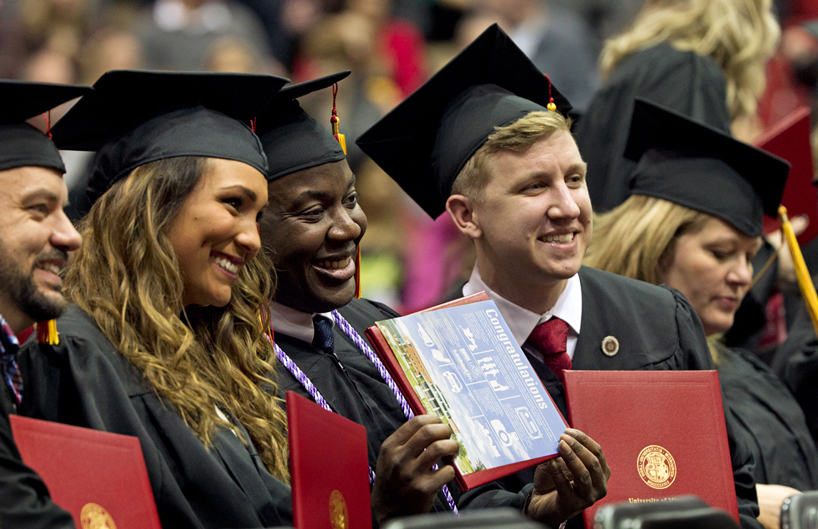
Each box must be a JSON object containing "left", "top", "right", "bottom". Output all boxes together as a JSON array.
[{"left": 271, "top": 310, "right": 459, "bottom": 515}]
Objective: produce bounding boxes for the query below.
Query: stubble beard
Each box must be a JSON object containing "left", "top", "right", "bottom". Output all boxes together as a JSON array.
[{"left": 0, "top": 242, "right": 67, "bottom": 323}]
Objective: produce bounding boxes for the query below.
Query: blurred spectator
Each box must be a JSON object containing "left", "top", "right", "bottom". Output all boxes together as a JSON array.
[
  {"left": 21, "top": 46, "right": 76, "bottom": 84},
  {"left": 236, "top": 0, "right": 324, "bottom": 72},
  {"left": 550, "top": 0, "right": 643, "bottom": 43},
  {"left": 469, "top": 0, "right": 600, "bottom": 112},
  {"left": 205, "top": 36, "right": 265, "bottom": 73},
  {"left": 78, "top": 28, "right": 144, "bottom": 84},
  {"left": 134, "top": 0, "right": 273, "bottom": 72},
  {"left": 344, "top": 0, "right": 427, "bottom": 96},
  {"left": 0, "top": 0, "right": 95, "bottom": 77},
  {"left": 18, "top": 0, "right": 93, "bottom": 57},
  {"left": 62, "top": 27, "right": 146, "bottom": 221},
  {"left": 299, "top": 9, "right": 401, "bottom": 169},
  {"left": 576, "top": 0, "right": 780, "bottom": 213}
]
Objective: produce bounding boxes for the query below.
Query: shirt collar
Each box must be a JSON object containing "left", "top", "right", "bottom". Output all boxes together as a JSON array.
[
  {"left": 267, "top": 301, "right": 334, "bottom": 345},
  {"left": 463, "top": 265, "right": 582, "bottom": 346}
]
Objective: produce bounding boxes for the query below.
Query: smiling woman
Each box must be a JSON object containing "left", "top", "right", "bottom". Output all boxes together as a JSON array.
[
  {"left": 18, "top": 71, "right": 296, "bottom": 529},
  {"left": 167, "top": 158, "right": 269, "bottom": 308}
]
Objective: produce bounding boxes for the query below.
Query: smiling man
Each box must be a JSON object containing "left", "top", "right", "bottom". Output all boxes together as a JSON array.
[
  {"left": 257, "top": 72, "right": 610, "bottom": 529},
  {"left": 0, "top": 80, "right": 89, "bottom": 529},
  {"left": 357, "top": 24, "right": 765, "bottom": 529}
]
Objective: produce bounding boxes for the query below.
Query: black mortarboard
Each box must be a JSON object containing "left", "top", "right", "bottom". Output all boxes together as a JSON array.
[
  {"left": 625, "top": 98, "right": 790, "bottom": 237},
  {"left": 0, "top": 80, "right": 91, "bottom": 173},
  {"left": 255, "top": 71, "right": 350, "bottom": 181},
  {"left": 356, "top": 23, "right": 571, "bottom": 218},
  {"left": 51, "top": 70, "right": 289, "bottom": 203}
]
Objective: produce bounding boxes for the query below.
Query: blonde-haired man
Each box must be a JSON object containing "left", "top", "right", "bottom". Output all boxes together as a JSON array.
[{"left": 359, "top": 24, "right": 764, "bottom": 529}]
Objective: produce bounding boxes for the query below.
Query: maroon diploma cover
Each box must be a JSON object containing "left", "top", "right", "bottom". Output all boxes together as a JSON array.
[
  {"left": 287, "top": 391, "right": 371, "bottom": 529},
  {"left": 563, "top": 370, "right": 739, "bottom": 527},
  {"left": 757, "top": 106, "right": 817, "bottom": 245},
  {"left": 10, "top": 415, "right": 162, "bottom": 529}
]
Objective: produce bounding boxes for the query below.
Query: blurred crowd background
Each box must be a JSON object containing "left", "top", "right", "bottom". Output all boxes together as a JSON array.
[{"left": 3, "top": 0, "right": 818, "bottom": 312}]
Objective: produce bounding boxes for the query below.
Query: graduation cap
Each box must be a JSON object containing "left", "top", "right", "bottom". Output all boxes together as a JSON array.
[
  {"left": 356, "top": 23, "right": 571, "bottom": 218},
  {"left": 0, "top": 80, "right": 91, "bottom": 173},
  {"left": 625, "top": 98, "right": 790, "bottom": 237},
  {"left": 255, "top": 71, "right": 350, "bottom": 181},
  {"left": 50, "top": 70, "right": 289, "bottom": 204}
]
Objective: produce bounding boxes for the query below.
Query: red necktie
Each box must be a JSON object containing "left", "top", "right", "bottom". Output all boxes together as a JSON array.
[{"left": 525, "top": 317, "right": 571, "bottom": 385}]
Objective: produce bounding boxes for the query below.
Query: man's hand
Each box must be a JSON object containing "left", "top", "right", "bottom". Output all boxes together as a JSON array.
[
  {"left": 525, "top": 428, "right": 611, "bottom": 526},
  {"left": 371, "top": 415, "right": 460, "bottom": 526},
  {"left": 756, "top": 484, "right": 800, "bottom": 529}
]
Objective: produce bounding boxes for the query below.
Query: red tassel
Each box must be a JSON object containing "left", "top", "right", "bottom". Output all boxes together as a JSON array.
[
  {"left": 41, "top": 110, "right": 53, "bottom": 139},
  {"left": 330, "top": 83, "right": 347, "bottom": 154}
]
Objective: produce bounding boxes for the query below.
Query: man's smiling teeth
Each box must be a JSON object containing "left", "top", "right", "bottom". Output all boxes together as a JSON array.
[
  {"left": 213, "top": 256, "right": 239, "bottom": 274},
  {"left": 317, "top": 257, "right": 351, "bottom": 270},
  {"left": 542, "top": 233, "right": 575, "bottom": 243},
  {"left": 37, "top": 263, "right": 61, "bottom": 275}
]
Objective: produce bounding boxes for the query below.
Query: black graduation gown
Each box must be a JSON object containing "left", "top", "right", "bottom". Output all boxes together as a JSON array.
[
  {"left": 274, "top": 298, "right": 463, "bottom": 516},
  {"left": 771, "top": 305, "right": 818, "bottom": 450},
  {"left": 717, "top": 346, "right": 818, "bottom": 490},
  {"left": 17, "top": 305, "right": 293, "bottom": 529},
  {"left": 575, "top": 43, "right": 732, "bottom": 213},
  {"left": 445, "top": 267, "right": 764, "bottom": 529},
  {"left": 0, "top": 380, "right": 76, "bottom": 529}
]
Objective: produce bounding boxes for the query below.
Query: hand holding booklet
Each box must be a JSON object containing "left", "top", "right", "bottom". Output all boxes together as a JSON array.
[{"left": 365, "top": 294, "right": 567, "bottom": 490}]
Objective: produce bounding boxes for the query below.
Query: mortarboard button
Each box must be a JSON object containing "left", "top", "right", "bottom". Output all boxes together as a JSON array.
[{"left": 601, "top": 336, "right": 619, "bottom": 357}]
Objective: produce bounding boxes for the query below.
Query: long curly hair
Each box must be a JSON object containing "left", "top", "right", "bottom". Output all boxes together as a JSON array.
[
  {"left": 65, "top": 156, "right": 289, "bottom": 482},
  {"left": 600, "top": 0, "right": 779, "bottom": 122}
]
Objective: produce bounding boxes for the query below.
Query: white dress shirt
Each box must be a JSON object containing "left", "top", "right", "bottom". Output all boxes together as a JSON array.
[
  {"left": 462, "top": 265, "right": 582, "bottom": 361},
  {"left": 268, "top": 300, "right": 333, "bottom": 344}
]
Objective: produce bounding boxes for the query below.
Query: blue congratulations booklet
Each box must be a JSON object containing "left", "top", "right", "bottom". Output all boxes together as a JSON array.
[{"left": 366, "top": 296, "right": 567, "bottom": 490}]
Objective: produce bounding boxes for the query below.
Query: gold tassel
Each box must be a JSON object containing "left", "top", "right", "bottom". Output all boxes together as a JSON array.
[
  {"left": 780, "top": 205, "right": 818, "bottom": 337},
  {"left": 36, "top": 319, "right": 59, "bottom": 345},
  {"left": 331, "top": 118, "right": 347, "bottom": 155}
]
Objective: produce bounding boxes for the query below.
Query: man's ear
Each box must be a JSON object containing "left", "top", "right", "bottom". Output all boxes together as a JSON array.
[{"left": 446, "top": 194, "right": 482, "bottom": 239}]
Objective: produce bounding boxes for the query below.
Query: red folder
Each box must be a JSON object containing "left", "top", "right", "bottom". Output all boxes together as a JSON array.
[
  {"left": 756, "top": 107, "right": 817, "bottom": 245},
  {"left": 9, "top": 415, "right": 162, "bottom": 529},
  {"left": 563, "top": 370, "right": 739, "bottom": 527},
  {"left": 365, "top": 291, "right": 562, "bottom": 491},
  {"left": 287, "top": 391, "right": 371, "bottom": 529}
]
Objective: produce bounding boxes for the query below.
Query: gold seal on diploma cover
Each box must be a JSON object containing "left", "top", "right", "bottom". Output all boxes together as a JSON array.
[
  {"left": 637, "top": 445, "right": 677, "bottom": 490},
  {"left": 80, "top": 503, "right": 117, "bottom": 529},
  {"left": 329, "top": 490, "right": 348, "bottom": 529}
]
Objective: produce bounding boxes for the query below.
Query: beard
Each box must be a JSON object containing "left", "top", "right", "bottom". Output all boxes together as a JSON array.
[{"left": 0, "top": 240, "right": 68, "bottom": 323}]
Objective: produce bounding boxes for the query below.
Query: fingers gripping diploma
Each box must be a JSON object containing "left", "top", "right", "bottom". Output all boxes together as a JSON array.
[
  {"left": 371, "top": 415, "right": 460, "bottom": 526},
  {"left": 526, "top": 429, "right": 611, "bottom": 527}
]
